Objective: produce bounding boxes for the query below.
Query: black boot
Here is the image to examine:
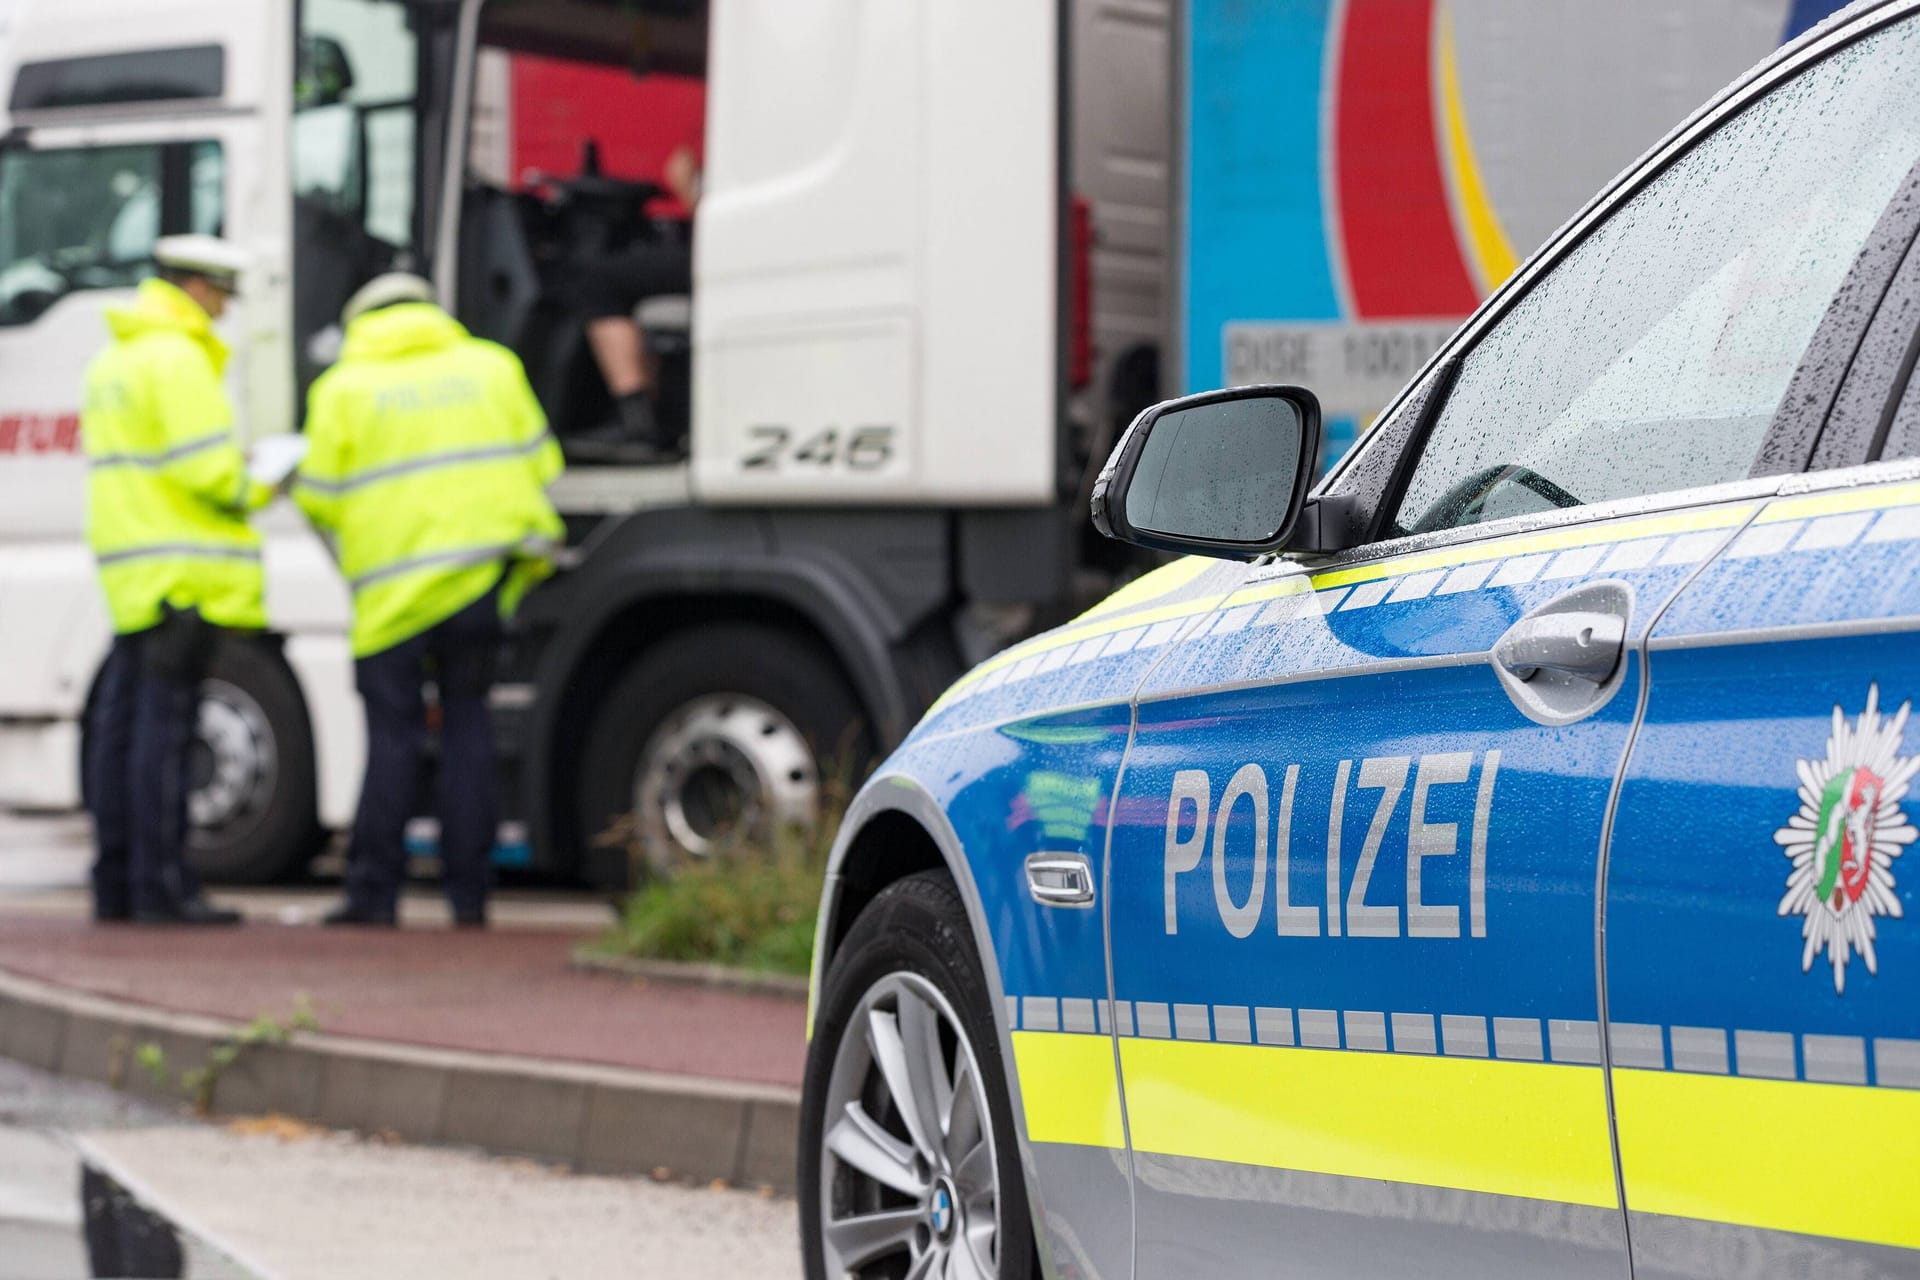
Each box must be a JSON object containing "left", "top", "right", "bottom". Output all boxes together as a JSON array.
[
  {"left": 322, "top": 900, "right": 398, "bottom": 928},
  {"left": 133, "top": 895, "right": 241, "bottom": 926},
  {"left": 93, "top": 879, "right": 132, "bottom": 923},
  {"left": 566, "top": 393, "right": 684, "bottom": 464}
]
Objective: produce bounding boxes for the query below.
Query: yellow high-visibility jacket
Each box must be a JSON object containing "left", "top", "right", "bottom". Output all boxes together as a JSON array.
[
  {"left": 294, "top": 302, "right": 564, "bottom": 657},
  {"left": 82, "top": 278, "right": 272, "bottom": 635}
]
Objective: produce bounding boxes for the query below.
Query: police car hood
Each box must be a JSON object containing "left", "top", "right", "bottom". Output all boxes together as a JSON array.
[{"left": 339, "top": 303, "right": 469, "bottom": 363}]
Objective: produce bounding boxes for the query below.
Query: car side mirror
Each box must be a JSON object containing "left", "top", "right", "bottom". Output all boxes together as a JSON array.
[{"left": 1091, "top": 385, "right": 1324, "bottom": 560}]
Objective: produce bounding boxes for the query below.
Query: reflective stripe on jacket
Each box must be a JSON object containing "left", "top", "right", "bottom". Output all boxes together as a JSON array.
[
  {"left": 293, "top": 303, "right": 564, "bottom": 658},
  {"left": 82, "top": 278, "right": 272, "bottom": 634}
]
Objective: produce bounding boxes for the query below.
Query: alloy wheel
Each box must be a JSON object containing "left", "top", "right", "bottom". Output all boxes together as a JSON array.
[{"left": 818, "top": 972, "right": 1000, "bottom": 1279}]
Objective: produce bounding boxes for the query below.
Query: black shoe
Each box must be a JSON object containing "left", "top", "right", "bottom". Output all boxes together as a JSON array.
[
  {"left": 322, "top": 901, "right": 398, "bottom": 928},
  {"left": 93, "top": 906, "right": 132, "bottom": 924},
  {"left": 452, "top": 910, "right": 488, "bottom": 930},
  {"left": 562, "top": 424, "right": 677, "bottom": 465},
  {"left": 565, "top": 392, "right": 686, "bottom": 464},
  {"left": 132, "top": 896, "right": 242, "bottom": 926}
]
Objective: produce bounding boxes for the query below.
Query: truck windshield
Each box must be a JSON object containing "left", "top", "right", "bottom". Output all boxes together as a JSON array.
[{"left": 0, "top": 141, "right": 223, "bottom": 328}]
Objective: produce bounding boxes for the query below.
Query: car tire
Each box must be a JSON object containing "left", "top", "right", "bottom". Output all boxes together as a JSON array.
[
  {"left": 576, "top": 624, "right": 871, "bottom": 887},
  {"left": 800, "top": 871, "right": 1035, "bottom": 1280},
  {"left": 185, "top": 637, "right": 320, "bottom": 884}
]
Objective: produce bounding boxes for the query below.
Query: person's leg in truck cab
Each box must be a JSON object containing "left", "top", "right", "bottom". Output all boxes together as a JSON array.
[
  {"left": 571, "top": 146, "right": 700, "bottom": 463},
  {"left": 575, "top": 236, "right": 691, "bottom": 460}
]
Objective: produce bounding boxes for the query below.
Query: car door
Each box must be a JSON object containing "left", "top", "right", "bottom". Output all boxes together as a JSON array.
[
  {"left": 1603, "top": 476, "right": 1920, "bottom": 1280},
  {"left": 1600, "top": 16, "right": 1920, "bottom": 1273},
  {"left": 1097, "top": 7, "right": 1920, "bottom": 1275}
]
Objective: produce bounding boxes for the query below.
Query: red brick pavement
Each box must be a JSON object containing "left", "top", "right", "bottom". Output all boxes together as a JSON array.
[{"left": 0, "top": 916, "right": 805, "bottom": 1087}]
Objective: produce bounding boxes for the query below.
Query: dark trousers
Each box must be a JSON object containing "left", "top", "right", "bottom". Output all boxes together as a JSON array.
[
  {"left": 346, "top": 586, "right": 501, "bottom": 919},
  {"left": 86, "top": 609, "right": 215, "bottom": 915},
  {"left": 576, "top": 239, "right": 694, "bottom": 320}
]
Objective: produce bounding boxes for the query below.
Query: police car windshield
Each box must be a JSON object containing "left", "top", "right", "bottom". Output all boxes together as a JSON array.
[{"left": 0, "top": 141, "right": 223, "bottom": 329}]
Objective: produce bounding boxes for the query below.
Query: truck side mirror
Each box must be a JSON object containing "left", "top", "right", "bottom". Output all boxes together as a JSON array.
[
  {"left": 1091, "top": 385, "right": 1323, "bottom": 561},
  {"left": 297, "top": 36, "right": 356, "bottom": 110}
]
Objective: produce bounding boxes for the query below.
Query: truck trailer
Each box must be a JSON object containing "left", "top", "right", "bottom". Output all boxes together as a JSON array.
[{"left": 1179, "top": 0, "right": 1855, "bottom": 461}]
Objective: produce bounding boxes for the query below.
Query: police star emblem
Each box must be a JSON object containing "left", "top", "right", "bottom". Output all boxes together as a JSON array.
[{"left": 1773, "top": 685, "right": 1916, "bottom": 993}]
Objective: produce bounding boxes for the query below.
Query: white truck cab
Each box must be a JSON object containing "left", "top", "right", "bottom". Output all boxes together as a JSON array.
[{"left": 0, "top": 0, "right": 1171, "bottom": 884}]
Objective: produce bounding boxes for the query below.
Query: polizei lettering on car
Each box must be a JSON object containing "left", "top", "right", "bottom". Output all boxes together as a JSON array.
[{"left": 1162, "top": 752, "right": 1500, "bottom": 940}]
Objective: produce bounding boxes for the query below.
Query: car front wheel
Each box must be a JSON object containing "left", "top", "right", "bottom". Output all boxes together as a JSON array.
[{"left": 800, "top": 871, "right": 1034, "bottom": 1280}]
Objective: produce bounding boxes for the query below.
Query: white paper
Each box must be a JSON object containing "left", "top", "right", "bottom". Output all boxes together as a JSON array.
[{"left": 249, "top": 435, "right": 310, "bottom": 487}]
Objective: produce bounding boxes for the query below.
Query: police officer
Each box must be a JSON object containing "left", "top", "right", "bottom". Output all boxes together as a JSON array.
[
  {"left": 295, "top": 274, "right": 564, "bottom": 927},
  {"left": 82, "top": 235, "right": 271, "bottom": 925}
]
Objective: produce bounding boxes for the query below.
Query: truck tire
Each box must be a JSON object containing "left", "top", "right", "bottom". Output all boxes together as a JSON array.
[
  {"left": 800, "top": 871, "right": 1034, "bottom": 1280},
  {"left": 578, "top": 624, "right": 871, "bottom": 885},
  {"left": 184, "top": 637, "right": 321, "bottom": 884}
]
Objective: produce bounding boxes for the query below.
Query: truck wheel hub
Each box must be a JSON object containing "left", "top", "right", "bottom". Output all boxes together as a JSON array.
[
  {"left": 188, "top": 679, "right": 276, "bottom": 833},
  {"left": 634, "top": 694, "right": 818, "bottom": 867}
]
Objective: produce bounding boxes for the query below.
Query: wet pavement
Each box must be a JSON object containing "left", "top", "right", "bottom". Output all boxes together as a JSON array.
[
  {"left": 0, "top": 1054, "right": 802, "bottom": 1278},
  {"left": 83, "top": 1119, "right": 802, "bottom": 1279},
  {"left": 0, "top": 1057, "right": 248, "bottom": 1279}
]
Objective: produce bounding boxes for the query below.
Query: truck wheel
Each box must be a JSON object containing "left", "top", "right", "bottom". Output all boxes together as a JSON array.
[
  {"left": 184, "top": 638, "right": 320, "bottom": 884},
  {"left": 578, "top": 624, "right": 871, "bottom": 884},
  {"left": 800, "top": 871, "right": 1034, "bottom": 1280}
]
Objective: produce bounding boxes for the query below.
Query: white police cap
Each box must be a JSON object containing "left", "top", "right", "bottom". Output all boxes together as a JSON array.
[
  {"left": 342, "top": 272, "right": 438, "bottom": 326},
  {"left": 153, "top": 234, "right": 250, "bottom": 293}
]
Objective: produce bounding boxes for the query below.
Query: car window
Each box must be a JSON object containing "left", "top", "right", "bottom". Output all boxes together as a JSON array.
[{"left": 1391, "top": 16, "right": 1920, "bottom": 538}]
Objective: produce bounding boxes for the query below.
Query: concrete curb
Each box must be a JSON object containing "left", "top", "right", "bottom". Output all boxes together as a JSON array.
[
  {"left": 568, "top": 948, "right": 811, "bottom": 1001},
  {"left": 0, "top": 967, "right": 800, "bottom": 1192}
]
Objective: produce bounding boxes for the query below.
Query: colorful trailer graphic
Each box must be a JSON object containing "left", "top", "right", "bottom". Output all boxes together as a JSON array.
[{"left": 1182, "top": 0, "right": 1852, "bottom": 462}]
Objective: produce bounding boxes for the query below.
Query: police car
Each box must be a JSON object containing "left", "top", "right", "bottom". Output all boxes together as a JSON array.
[{"left": 798, "top": 2, "right": 1920, "bottom": 1276}]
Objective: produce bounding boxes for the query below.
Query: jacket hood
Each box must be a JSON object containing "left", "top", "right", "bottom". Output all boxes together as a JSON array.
[
  {"left": 106, "top": 278, "right": 229, "bottom": 372},
  {"left": 340, "top": 302, "right": 469, "bottom": 362}
]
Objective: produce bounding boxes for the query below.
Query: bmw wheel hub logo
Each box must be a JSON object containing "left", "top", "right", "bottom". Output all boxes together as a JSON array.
[{"left": 929, "top": 1180, "right": 956, "bottom": 1239}]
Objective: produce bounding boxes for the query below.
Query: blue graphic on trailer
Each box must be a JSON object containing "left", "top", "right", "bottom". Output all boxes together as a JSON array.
[
  {"left": 1183, "top": 0, "right": 1340, "bottom": 397},
  {"left": 1785, "top": 0, "right": 1859, "bottom": 40}
]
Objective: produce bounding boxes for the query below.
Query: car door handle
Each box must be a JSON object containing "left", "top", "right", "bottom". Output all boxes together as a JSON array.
[
  {"left": 1025, "top": 853, "right": 1096, "bottom": 908},
  {"left": 1494, "top": 611, "right": 1626, "bottom": 683}
]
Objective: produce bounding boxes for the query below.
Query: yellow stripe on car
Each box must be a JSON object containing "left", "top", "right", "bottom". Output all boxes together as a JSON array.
[
  {"left": 1304, "top": 503, "right": 1754, "bottom": 592},
  {"left": 1012, "top": 1030, "right": 1127, "bottom": 1149},
  {"left": 1115, "top": 1038, "right": 1619, "bottom": 1209},
  {"left": 1615, "top": 1068, "right": 1920, "bottom": 1250},
  {"left": 1759, "top": 476, "right": 1920, "bottom": 523}
]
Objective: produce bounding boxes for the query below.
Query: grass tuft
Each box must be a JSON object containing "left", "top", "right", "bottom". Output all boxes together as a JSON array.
[{"left": 594, "top": 777, "right": 853, "bottom": 976}]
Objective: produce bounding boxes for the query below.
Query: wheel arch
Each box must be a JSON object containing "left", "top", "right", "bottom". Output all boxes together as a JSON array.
[
  {"left": 809, "top": 772, "right": 1060, "bottom": 1266},
  {"left": 519, "top": 541, "right": 954, "bottom": 873}
]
